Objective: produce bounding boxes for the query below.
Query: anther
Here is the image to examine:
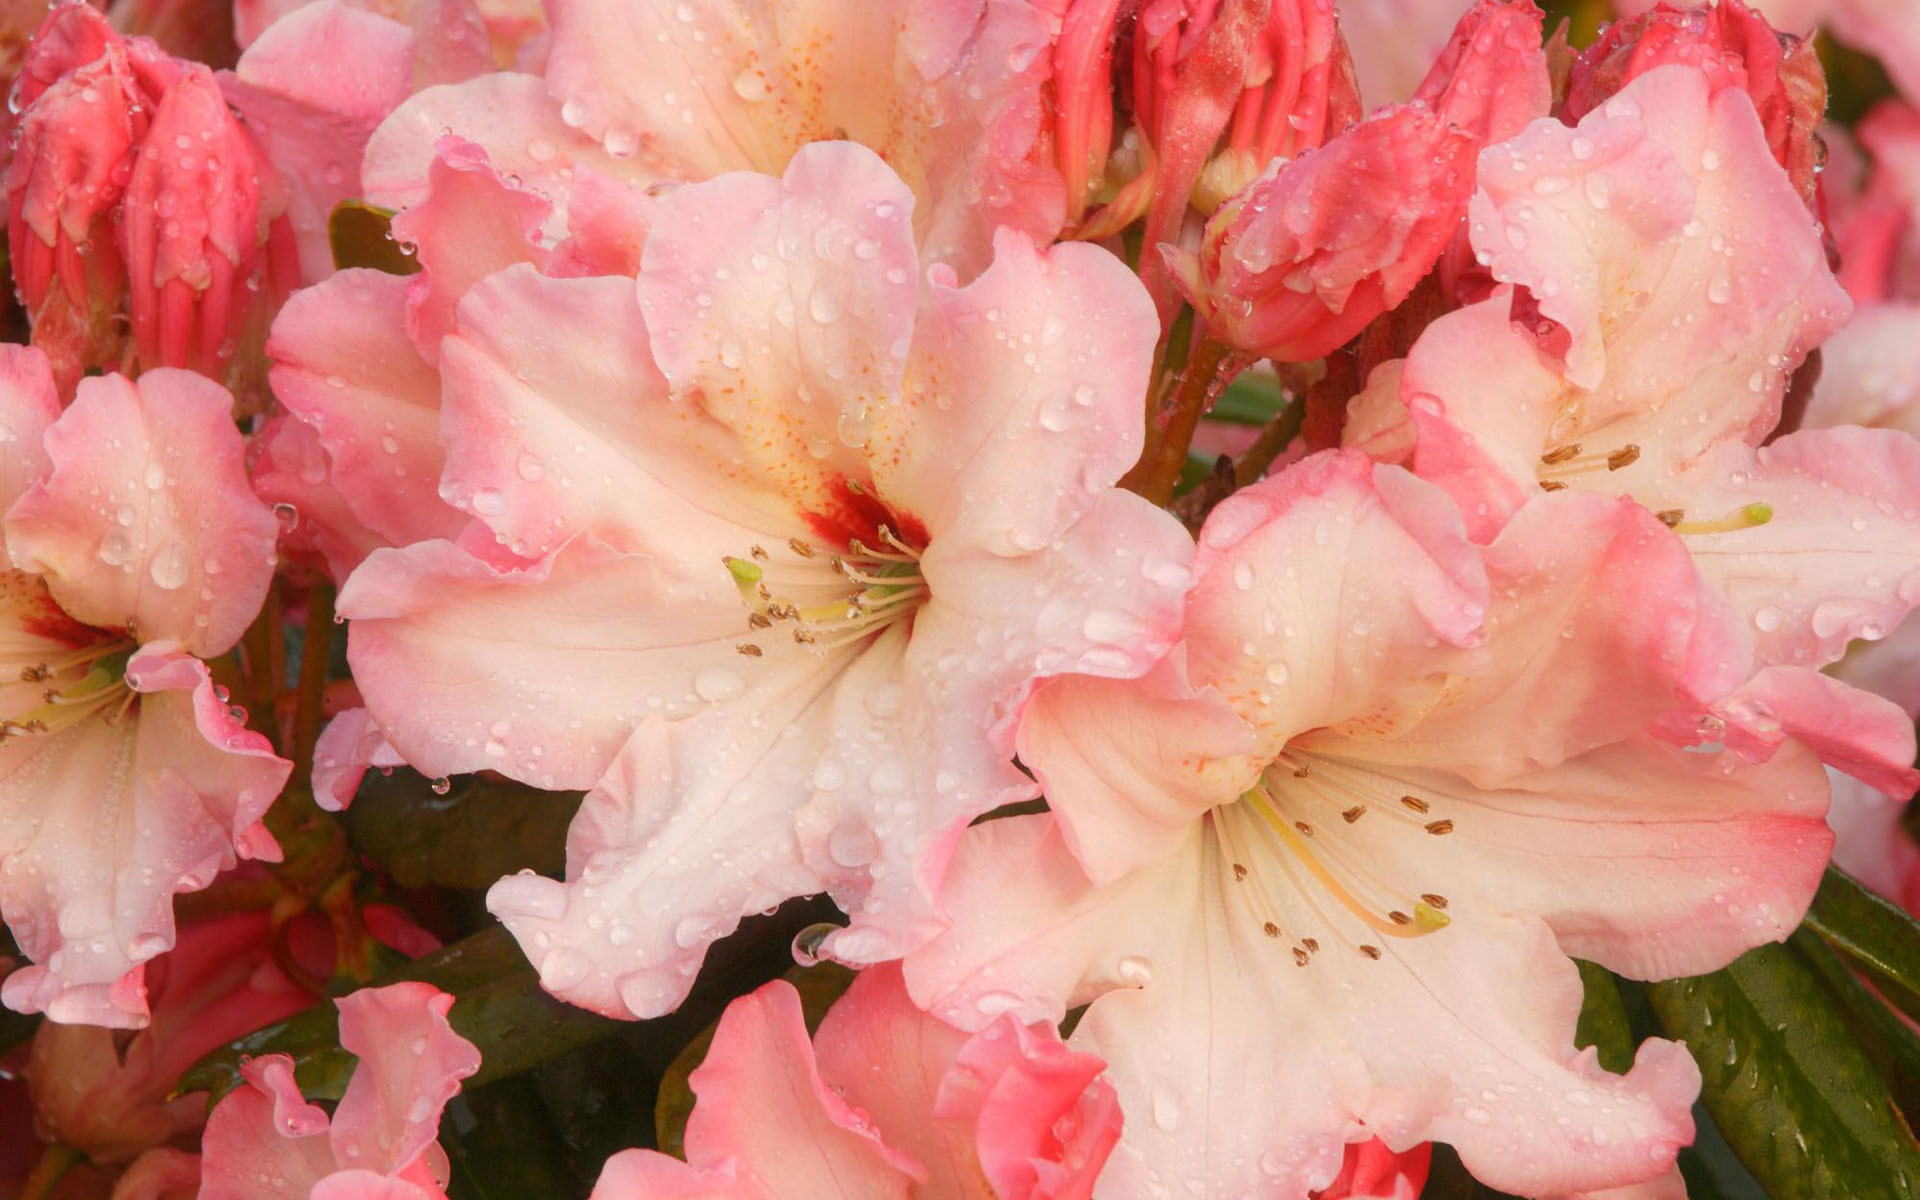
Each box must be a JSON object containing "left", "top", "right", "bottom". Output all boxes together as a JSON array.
[
  {"left": 1233, "top": 863, "right": 1248, "bottom": 880},
  {"left": 19, "top": 665, "right": 47, "bottom": 682},
  {"left": 1300, "top": 937, "right": 1319, "bottom": 952},
  {"left": 1263, "top": 922, "right": 1281, "bottom": 938},
  {"left": 1341, "top": 806, "right": 1366, "bottom": 824},
  {"left": 1425, "top": 819, "right": 1455, "bottom": 836},
  {"left": 1657, "top": 509, "right": 1685, "bottom": 527},
  {"left": 1388, "top": 910, "right": 1412, "bottom": 926},
  {"left": 750, "top": 545, "right": 769, "bottom": 561},
  {"left": 1294, "top": 821, "right": 1314, "bottom": 837},
  {"left": 736, "top": 643, "right": 764, "bottom": 657},
  {"left": 747, "top": 613, "right": 772, "bottom": 629},
  {"left": 788, "top": 538, "right": 816, "bottom": 558},
  {"left": 1420, "top": 893, "right": 1448, "bottom": 909},
  {"left": 1359, "top": 945, "right": 1382, "bottom": 960},
  {"left": 1400, "top": 795, "right": 1429, "bottom": 813},
  {"left": 793, "top": 628, "right": 817, "bottom": 645},
  {"left": 1292, "top": 763, "right": 1312, "bottom": 778},
  {"left": 1292, "top": 947, "right": 1310, "bottom": 966},
  {"left": 1539, "top": 480, "right": 1568, "bottom": 492},
  {"left": 1606, "top": 444, "right": 1640, "bottom": 470},
  {"left": 1540, "top": 443, "right": 1581, "bottom": 465}
]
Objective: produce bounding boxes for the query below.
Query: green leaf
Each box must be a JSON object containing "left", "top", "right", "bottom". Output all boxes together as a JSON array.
[
  {"left": 442, "top": 1074, "right": 589, "bottom": 1200},
  {"left": 1573, "top": 959, "right": 1636, "bottom": 1075},
  {"left": 1208, "top": 372, "right": 1287, "bottom": 427},
  {"left": 344, "top": 770, "right": 582, "bottom": 889},
  {"left": 1645, "top": 941, "right": 1920, "bottom": 1199},
  {"left": 653, "top": 962, "right": 855, "bottom": 1157},
  {"left": 1804, "top": 864, "right": 1920, "bottom": 1025},
  {"left": 1795, "top": 929, "right": 1920, "bottom": 1126},
  {"left": 180, "top": 924, "right": 623, "bottom": 1104},
  {"left": 328, "top": 201, "right": 421, "bottom": 275}
]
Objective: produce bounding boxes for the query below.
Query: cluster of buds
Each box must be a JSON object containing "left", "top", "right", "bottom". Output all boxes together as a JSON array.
[{"left": 6, "top": 2, "right": 295, "bottom": 402}]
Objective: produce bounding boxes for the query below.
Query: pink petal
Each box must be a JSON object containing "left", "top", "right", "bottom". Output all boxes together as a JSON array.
[
  {"left": 1313, "top": 1139, "right": 1431, "bottom": 1200},
  {"left": 339, "top": 536, "right": 741, "bottom": 790},
  {"left": 4, "top": 370, "right": 279, "bottom": 656},
  {"left": 1468, "top": 66, "right": 1846, "bottom": 447},
  {"left": 909, "top": 815, "right": 1699, "bottom": 1198},
  {"left": 1181, "top": 451, "right": 1488, "bottom": 759},
  {"left": 0, "top": 344, "right": 60, "bottom": 556},
  {"left": 311, "top": 706, "right": 405, "bottom": 812},
  {"left": 221, "top": 3, "right": 417, "bottom": 282},
  {"left": 109, "top": 1147, "right": 203, "bottom": 1200},
  {"left": 438, "top": 267, "right": 717, "bottom": 561},
  {"left": 248, "top": 415, "right": 390, "bottom": 584},
  {"left": 1712, "top": 665, "right": 1920, "bottom": 797},
  {"left": 309, "top": 1171, "right": 442, "bottom": 1200},
  {"left": 391, "top": 137, "right": 551, "bottom": 366},
  {"left": 1673, "top": 427, "right": 1920, "bottom": 670},
  {"left": 588, "top": 981, "right": 921, "bottom": 1200},
  {"left": 1410, "top": 0, "right": 1549, "bottom": 145},
  {"left": 635, "top": 141, "right": 918, "bottom": 530},
  {"left": 200, "top": 1054, "right": 337, "bottom": 1200},
  {"left": 1806, "top": 301, "right": 1920, "bottom": 432},
  {"left": 329, "top": 982, "right": 479, "bottom": 1177},
  {"left": 542, "top": 0, "right": 1062, "bottom": 272},
  {"left": 872, "top": 228, "right": 1158, "bottom": 556},
  {"left": 266, "top": 269, "right": 468, "bottom": 552},
  {"left": 1373, "top": 491, "right": 1735, "bottom": 783},
  {"left": 813, "top": 963, "right": 1121, "bottom": 1200},
  {"left": 361, "top": 72, "right": 616, "bottom": 241}
]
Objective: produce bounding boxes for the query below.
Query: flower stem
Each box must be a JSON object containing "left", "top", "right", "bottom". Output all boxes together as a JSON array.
[
  {"left": 20, "top": 1143, "right": 84, "bottom": 1200},
  {"left": 1125, "top": 336, "right": 1245, "bottom": 506}
]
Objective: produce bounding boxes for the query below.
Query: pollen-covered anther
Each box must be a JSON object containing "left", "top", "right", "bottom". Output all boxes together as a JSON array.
[
  {"left": 1341, "top": 805, "right": 1366, "bottom": 823},
  {"left": 736, "top": 643, "right": 764, "bottom": 657},
  {"left": 1263, "top": 921, "right": 1281, "bottom": 938},
  {"left": 1399, "top": 795, "right": 1429, "bottom": 813},
  {"left": 1233, "top": 863, "right": 1248, "bottom": 880},
  {"left": 1420, "top": 893, "right": 1448, "bottom": 909},
  {"left": 1359, "top": 944, "right": 1382, "bottom": 959},
  {"left": 787, "top": 538, "right": 816, "bottom": 558},
  {"left": 1425, "top": 819, "right": 1455, "bottom": 836},
  {"left": 1292, "top": 947, "right": 1310, "bottom": 966}
]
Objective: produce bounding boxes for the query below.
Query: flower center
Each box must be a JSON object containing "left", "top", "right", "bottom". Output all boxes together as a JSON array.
[
  {"left": 725, "top": 524, "right": 928, "bottom": 658},
  {"left": 0, "top": 638, "right": 138, "bottom": 740},
  {"left": 1211, "top": 749, "right": 1456, "bottom": 966}
]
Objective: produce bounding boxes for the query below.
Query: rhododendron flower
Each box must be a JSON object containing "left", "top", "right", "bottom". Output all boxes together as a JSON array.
[
  {"left": 333, "top": 142, "right": 1193, "bottom": 1020},
  {"left": 1615, "top": 0, "right": 1920, "bottom": 107},
  {"left": 25, "top": 909, "right": 312, "bottom": 1165},
  {"left": 0, "top": 351, "right": 288, "bottom": 1027},
  {"left": 1344, "top": 66, "right": 1920, "bottom": 793},
  {"left": 359, "top": 0, "right": 1065, "bottom": 281},
  {"left": 199, "top": 981, "right": 480, "bottom": 1200},
  {"left": 592, "top": 964, "right": 1120, "bottom": 1200},
  {"left": 1168, "top": 0, "right": 1548, "bottom": 361},
  {"left": 907, "top": 451, "right": 1841, "bottom": 1197}
]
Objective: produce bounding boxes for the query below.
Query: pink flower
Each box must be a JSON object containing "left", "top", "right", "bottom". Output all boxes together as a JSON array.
[
  {"left": 198, "top": 981, "right": 480, "bottom": 1200},
  {"left": 1168, "top": 0, "right": 1548, "bottom": 361},
  {"left": 1313, "top": 1140, "right": 1430, "bottom": 1199},
  {"left": 333, "top": 143, "right": 1194, "bottom": 1019},
  {"left": 1615, "top": 0, "right": 1920, "bottom": 108},
  {"left": 906, "top": 451, "right": 1834, "bottom": 1197},
  {"left": 591, "top": 963, "right": 1120, "bottom": 1200},
  {"left": 1346, "top": 65, "right": 1920, "bottom": 792},
  {"left": 361, "top": 0, "right": 1065, "bottom": 281},
  {"left": 25, "top": 910, "right": 313, "bottom": 1165},
  {"left": 0, "top": 356, "right": 289, "bottom": 1027}
]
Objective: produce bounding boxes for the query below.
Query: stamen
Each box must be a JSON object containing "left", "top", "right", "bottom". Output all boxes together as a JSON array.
[
  {"left": 1539, "top": 480, "right": 1568, "bottom": 492},
  {"left": 736, "top": 643, "right": 763, "bottom": 657},
  {"left": 1539, "top": 443, "right": 1581, "bottom": 465},
  {"left": 787, "top": 538, "right": 816, "bottom": 559},
  {"left": 1233, "top": 863, "right": 1248, "bottom": 880},
  {"left": 1425, "top": 819, "right": 1454, "bottom": 836},
  {"left": 1421, "top": 893, "right": 1448, "bottom": 909},
  {"left": 1342, "top": 805, "right": 1365, "bottom": 823},
  {"left": 1359, "top": 945, "right": 1382, "bottom": 959},
  {"left": 1606, "top": 444, "right": 1640, "bottom": 470},
  {"left": 1400, "top": 795, "right": 1429, "bottom": 813}
]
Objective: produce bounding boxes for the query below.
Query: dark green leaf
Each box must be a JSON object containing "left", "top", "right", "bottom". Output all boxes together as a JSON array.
[
  {"left": 1805, "top": 864, "right": 1920, "bottom": 1026},
  {"left": 442, "top": 1074, "right": 589, "bottom": 1200},
  {"left": 344, "top": 770, "right": 582, "bottom": 889},
  {"left": 1573, "top": 960, "right": 1636, "bottom": 1075},
  {"left": 328, "top": 201, "right": 421, "bottom": 275},
  {"left": 180, "top": 924, "right": 623, "bottom": 1103},
  {"left": 1646, "top": 941, "right": 1920, "bottom": 1199},
  {"left": 1795, "top": 929, "right": 1920, "bottom": 1127},
  {"left": 1208, "top": 372, "right": 1287, "bottom": 426}
]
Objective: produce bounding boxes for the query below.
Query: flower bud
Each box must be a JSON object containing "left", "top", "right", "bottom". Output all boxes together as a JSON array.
[
  {"left": 1168, "top": 103, "right": 1476, "bottom": 361},
  {"left": 119, "top": 63, "right": 289, "bottom": 396},
  {"left": 1564, "top": 0, "right": 1825, "bottom": 204}
]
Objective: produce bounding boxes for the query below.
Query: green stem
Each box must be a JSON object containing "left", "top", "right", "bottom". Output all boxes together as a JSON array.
[
  {"left": 20, "top": 1143, "right": 84, "bottom": 1200},
  {"left": 1125, "top": 337, "right": 1242, "bottom": 506}
]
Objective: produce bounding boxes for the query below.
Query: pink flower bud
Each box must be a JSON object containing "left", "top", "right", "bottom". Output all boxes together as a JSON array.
[
  {"left": 1564, "top": 0, "right": 1825, "bottom": 204},
  {"left": 1311, "top": 1139, "right": 1432, "bottom": 1199},
  {"left": 1169, "top": 102, "right": 1477, "bottom": 361},
  {"left": 119, "top": 62, "right": 288, "bottom": 394}
]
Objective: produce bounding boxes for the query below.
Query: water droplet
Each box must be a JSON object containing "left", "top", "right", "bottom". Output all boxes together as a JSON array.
[
  {"left": 827, "top": 823, "right": 877, "bottom": 868},
  {"left": 694, "top": 666, "right": 745, "bottom": 702}
]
